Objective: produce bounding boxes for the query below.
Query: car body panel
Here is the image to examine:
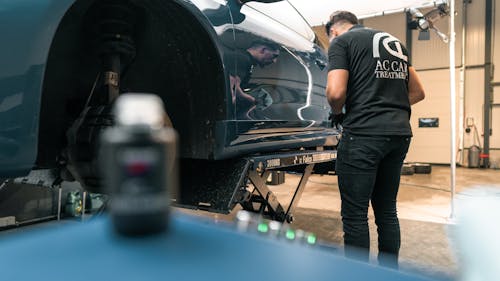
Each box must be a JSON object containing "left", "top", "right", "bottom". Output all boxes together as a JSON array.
[
  {"left": 0, "top": 0, "right": 337, "bottom": 178},
  {"left": 217, "top": 0, "right": 334, "bottom": 157},
  {"left": 0, "top": 0, "right": 75, "bottom": 176}
]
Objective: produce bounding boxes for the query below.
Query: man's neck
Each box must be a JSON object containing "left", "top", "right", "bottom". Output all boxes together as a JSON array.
[{"left": 337, "top": 23, "right": 354, "bottom": 36}]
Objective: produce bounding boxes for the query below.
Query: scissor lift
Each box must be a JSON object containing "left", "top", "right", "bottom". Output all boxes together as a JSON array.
[
  {"left": 1, "top": 150, "right": 337, "bottom": 227},
  {"left": 178, "top": 149, "right": 337, "bottom": 223}
]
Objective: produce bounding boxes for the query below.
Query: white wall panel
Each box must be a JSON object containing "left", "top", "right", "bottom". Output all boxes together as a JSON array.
[
  {"left": 347, "top": 1, "right": 494, "bottom": 165},
  {"left": 491, "top": 87, "right": 500, "bottom": 151},
  {"left": 363, "top": 13, "right": 406, "bottom": 43},
  {"left": 395, "top": 1, "right": 490, "bottom": 165},
  {"left": 412, "top": 5, "right": 463, "bottom": 70},
  {"left": 491, "top": 105, "right": 500, "bottom": 168},
  {"left": 495, "top": 86, "right": 500, "bottom": 104},
  {"left": 492, "top": 107, "right": 500, "bottom": 149},
  {"left": 490, "top": 150, "right": 500, "bottom": 167},
  {"left": 465, "top": 0, "right": 486, "bottom": 66},
  {"left": 487, "top": 0, "right": 500, "bottom": 166},
  {"left": 463, "top": 69, "right": 485, "bottom": 149},
  {"left": 494, "top": 0, "right": 500, "bottom": 81},
  {"left": 406, "top": 69, "right": 460, "bottom": 164}
]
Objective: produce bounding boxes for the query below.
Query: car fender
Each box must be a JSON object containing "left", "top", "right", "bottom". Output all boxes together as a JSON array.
[
  {"left": 0, "top": 0, "right": 232, "bottom": 177},
  {"left": 0, "top": 0, "right": 76, "bottom": 177}
]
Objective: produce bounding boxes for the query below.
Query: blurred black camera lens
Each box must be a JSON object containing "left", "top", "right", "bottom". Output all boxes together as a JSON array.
[{"left": 100, "top": 94, "right": 178, "bottom": 236}]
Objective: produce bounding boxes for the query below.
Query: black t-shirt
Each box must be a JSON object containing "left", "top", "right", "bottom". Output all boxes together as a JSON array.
[
  {"left": 224, "top": 48, "right": 256, "bottom": 87},
  {"left": 328, "top": 25, "right": 412, "bottom": 136}
]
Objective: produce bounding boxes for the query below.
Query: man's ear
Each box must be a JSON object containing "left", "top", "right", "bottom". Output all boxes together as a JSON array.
[{"left": 332, "top": 28, "right": 338, "bottom": 37}]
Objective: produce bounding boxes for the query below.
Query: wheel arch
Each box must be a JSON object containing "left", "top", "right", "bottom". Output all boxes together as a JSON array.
[{"left": 37, "top": 0, "right": 230, "bottom": 167}]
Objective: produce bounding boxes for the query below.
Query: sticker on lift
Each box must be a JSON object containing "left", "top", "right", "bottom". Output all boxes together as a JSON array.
[
  {"left": 294, "top": 152, "right": 337, "bottom": 165},
  {"left": 293, "top": 155, "right": 314, "bottom": 165},
  {"left": 266, "top": 158, "right": 281, "bottom": 168},
  {"left": 312, "top": 152, "right": 337, "bottom": 162}
]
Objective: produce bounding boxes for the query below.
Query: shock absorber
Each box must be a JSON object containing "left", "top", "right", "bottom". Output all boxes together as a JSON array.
[
  {"left": 96, "top": 0, "right": 137, "bottom": 102},
  {"left": 65, "top": 0, "right": 140, "bottom": 192}
]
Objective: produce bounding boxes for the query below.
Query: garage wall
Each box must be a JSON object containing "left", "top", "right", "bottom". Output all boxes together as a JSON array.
[
  {"left": 405, "top": 6, "right": 458, "bottom": 164},
  {"left": 491, "top": 87, "right": 500, "bottom": 152},
  {"left": 363, "top": 5, "right": 462, "bottom": 163},
  {"left": 466, "top": 0, "right": 486, "bottom": 66},
  {"left": 363, "top": 13, "right": 406, "bottom": 43},
  {"left": 460, "top": 0, "right": 489, "bottom": 166},
  {"left": 314, "top": 0, "right": 500, "bottom": 165},
  {"left": 463, "top": 68, "right": 485, "bottom": 150},
  {"left": 411, "top": 6, "right": 463, "bottom": 69},
  {"left": 405, "top": 69, "right": 457, "bottom": 163},
  {"left": 491, "top": 0, "right": 500, "bottom": 166},
  {"left": 362, "top": 0, "right": 500, "bottom": 165}
]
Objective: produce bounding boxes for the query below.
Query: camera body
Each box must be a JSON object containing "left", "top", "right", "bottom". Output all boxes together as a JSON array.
[{"left": 100, "top": 94, "right": 177, "bottom": 235}]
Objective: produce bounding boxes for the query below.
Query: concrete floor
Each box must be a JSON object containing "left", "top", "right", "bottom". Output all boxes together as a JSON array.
[
  {"left": 2, "top": 165, "right": 499, "bottom": 280},
  {"left": 179, "top": 165, "right": 500, "bottom": 280},
  {"left": 258, "top": 166, "right": 500, "bottom": 280}
]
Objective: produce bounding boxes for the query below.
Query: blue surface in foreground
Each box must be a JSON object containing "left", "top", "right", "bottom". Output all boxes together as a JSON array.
[{"left": 0, "top": 213, "right": 435, "bottom": 281}]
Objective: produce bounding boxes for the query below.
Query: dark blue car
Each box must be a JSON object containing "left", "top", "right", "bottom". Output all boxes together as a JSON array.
[{"left": 0, "top": 0, "right": 338, "bottom": 200}]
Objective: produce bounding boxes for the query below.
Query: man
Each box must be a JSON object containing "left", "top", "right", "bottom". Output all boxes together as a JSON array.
[
  {"left": 325, "top": 11, "right": 425, "bottom": 268},
  {"left": 229, "top": 40, "right": 280, "bottom": 119}
]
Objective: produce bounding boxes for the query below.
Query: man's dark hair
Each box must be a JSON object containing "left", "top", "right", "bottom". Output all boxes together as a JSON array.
[
  {"left": 326, "top": 11, "right": 358, "bottom": 36},
  {"left": 325, "top": 21, "right": 333, "bottom": 36},
  {"left": 249, "top": 39, "right": 280, "bottom": 51}
]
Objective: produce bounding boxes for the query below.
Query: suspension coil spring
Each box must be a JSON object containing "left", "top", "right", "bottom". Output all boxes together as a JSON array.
[{"left": 96, "top": 0, "right": 137, "bottom": 61}]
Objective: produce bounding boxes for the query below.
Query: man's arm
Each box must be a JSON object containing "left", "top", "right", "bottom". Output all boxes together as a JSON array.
[
  {"left": 326, "top": 69, "right": 349, "bottom": 114},
  {"left": 408, "top": 66, "right": 425, "bottom": 105}
]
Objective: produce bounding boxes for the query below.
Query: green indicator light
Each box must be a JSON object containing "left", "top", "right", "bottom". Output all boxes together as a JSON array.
[
  {"left": 307, "top": 234, "right": 317, "bottom": 245},
  {"left": 257, "top": 223, "right": 269, "bottom": 233},
  {"left": 285, "top": 229, "right": 295, "bottom": 240}
]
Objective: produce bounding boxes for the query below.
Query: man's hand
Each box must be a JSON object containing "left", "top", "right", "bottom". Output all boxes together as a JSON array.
[{"left": 328, "top": 112, "right": 344, "bottom": 129}]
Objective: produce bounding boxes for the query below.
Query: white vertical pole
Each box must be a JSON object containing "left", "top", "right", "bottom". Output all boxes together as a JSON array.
[
  {"left": 458, "top": 0, "right": 467, "bottom": 166},
  {"left": 449, "top": 0, "right": 457, "bottom": 219}
]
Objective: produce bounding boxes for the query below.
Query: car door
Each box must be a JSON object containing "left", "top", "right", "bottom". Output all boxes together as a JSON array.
[{"left": 227, "top": 0, "right": 329, "bottom": 135}]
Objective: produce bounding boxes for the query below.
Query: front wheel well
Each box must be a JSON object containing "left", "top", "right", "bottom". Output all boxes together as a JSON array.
[{"left": 37, "top": 0, "right": 227, "bottom": 168}]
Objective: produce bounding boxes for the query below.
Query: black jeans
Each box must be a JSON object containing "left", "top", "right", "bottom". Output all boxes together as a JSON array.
[{"left": 335, "top": 132, "right": 411, "bottom": 268}]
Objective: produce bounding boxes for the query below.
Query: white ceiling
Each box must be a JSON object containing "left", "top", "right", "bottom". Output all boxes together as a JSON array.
[{"left": 288, "top": 0, "right": 447, "bottom": 26}]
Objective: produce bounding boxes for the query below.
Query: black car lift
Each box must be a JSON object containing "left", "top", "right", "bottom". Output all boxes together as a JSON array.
[
  {"left": 1, "top": 150, "right": 337, "bottom": 227},
  {"left": 178, "top": 149, "right": 337, "bottom": 223}
]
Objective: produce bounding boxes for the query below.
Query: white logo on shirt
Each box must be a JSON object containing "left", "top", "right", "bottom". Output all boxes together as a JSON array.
[
  {"left": 372, "top": 32, "right": 408, "bottom": 79},
  {"left": 372, "top": 32, "right": 407, "bottom": 62}
]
